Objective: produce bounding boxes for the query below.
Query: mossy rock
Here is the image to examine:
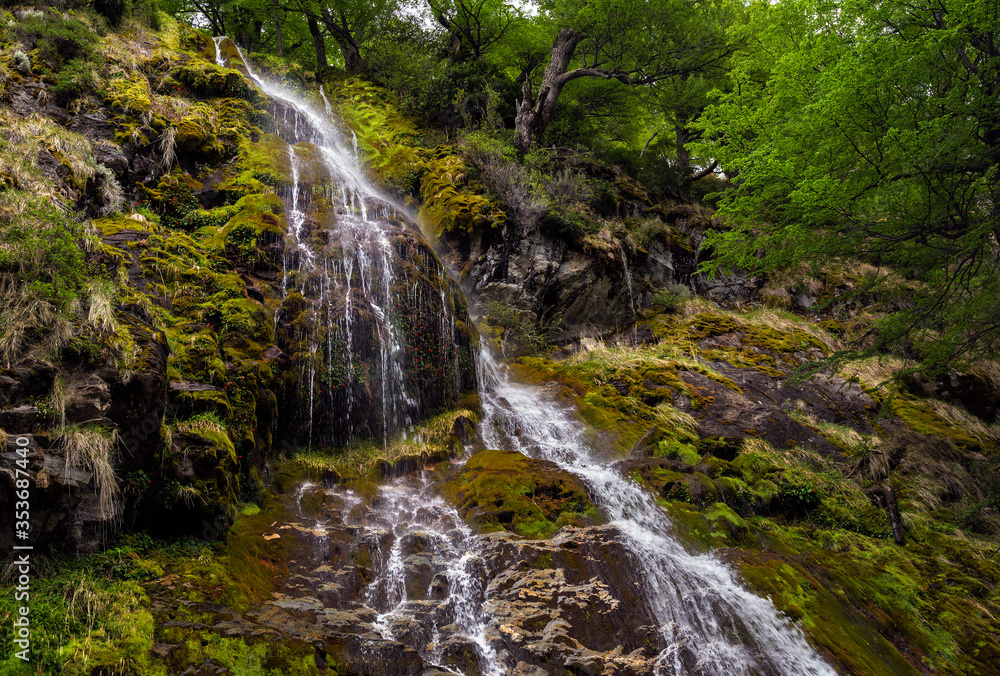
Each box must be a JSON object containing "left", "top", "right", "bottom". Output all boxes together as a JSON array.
[
  {"left": 106, "top": 72, "right": 151, "bottom": 115},
  {"left": 731, "top": 552, "right": 927, "bottom": 676},
  {"left": 440, "top": 449, "right": 600, "bottom": 538}
]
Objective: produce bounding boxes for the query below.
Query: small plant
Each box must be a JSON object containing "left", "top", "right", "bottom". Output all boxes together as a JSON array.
[
  {"left": 483, "top": 300, "right": 552, "bottom": 358},
  {"left": 57, "top": 425, "right": 120, "bottom": 520},
  {"left": 779, "top": 480, "right": 821, "bottom": 514},
  {"left": 652, "top": 283, "right": 692, "bottom": 313},
  {"left": 11, "top": 50, "right": 30, "bottom": 75}
]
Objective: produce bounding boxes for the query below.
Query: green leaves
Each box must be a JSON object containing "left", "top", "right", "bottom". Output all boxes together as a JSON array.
[{"left": 701, "top": 0, "right": 1000, "bottom": 371}]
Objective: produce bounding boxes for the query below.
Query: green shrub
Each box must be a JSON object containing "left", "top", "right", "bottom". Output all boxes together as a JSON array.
[
  {"left": 483, "top": 300, "right": 551, "bottom": 358},
  {"left": 16, "top": 14, "right": 98, "bottom": 71},
  {"left": 652, "top": 284, "right": 692, "bottom": 314},
  {"left": 52, "top": 58, "right": 99, "bottom": 104},
  {"left": 0, "top": 195, "right": 84, "bottom": 308}
]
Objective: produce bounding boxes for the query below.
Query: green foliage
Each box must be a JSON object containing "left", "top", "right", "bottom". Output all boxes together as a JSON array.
[
  {"left": 52, "top": 58, "right": 100, "bottom": 103},
  {"left": 94, "top": 0, "right": 131, "bottom": 27},
  {"left": 16, "top": 13, "right": 98, "bottom": 66},
  {"left": 0, "top": 542, "right": 163, "bottom": 675},
  {"left": 483, "top": 300, "right": 551, "bottom": 358},
  {"left": 651, "top": 284, "right": 692, "bottom": 313},
  {"left": 700, "top": 0, "right": 1000, "bottom": 373},
  {"left": 0, "top": 194, "right": 84, "bottom": 309}
]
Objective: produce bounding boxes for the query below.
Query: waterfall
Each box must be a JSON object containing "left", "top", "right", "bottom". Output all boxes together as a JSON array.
[
  {"left": 355, "top": 474, "right": 503, "bottom": 676},
  {"left": 212, "top": 37, "right": 476, "bottom": 448},
  {"left": 477, "top": 348, "right": 837, "bottom": 676},
  {"left": 209, "top": 38, "right": 836, "bottom": 676}
]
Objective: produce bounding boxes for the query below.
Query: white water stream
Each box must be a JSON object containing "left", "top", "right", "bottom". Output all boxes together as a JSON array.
[
  {"left": 215, "top": 37, "right": 418, "bottom": 445},
  {"left": 477, "top": 349, "right": 836, "bottom": 676},
  {"left": 214, "top": 39, "right": 838, "bottom": 676}
]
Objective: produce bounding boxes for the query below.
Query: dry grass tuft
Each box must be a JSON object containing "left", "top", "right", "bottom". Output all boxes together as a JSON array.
[
  {"left": 58, "top": 426, "right": 120, "bottom": 520},
  {"left": 0, "top": 280, "right": 64, "bottom": 367},
  {"left": 931, "top": 400, "right": 1000, "bottom": 450},
  {"left": 158, "top": 126, "right": 177, "bottom": 171},
  {"left": 174, "top": 484, "right": 203, "bottom": 509}
]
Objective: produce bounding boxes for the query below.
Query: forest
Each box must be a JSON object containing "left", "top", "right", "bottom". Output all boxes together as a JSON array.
[
  {"left": 150, "top": 0, "right": 1000, "bottom": 372},
  {"left": 0, "top": 0, "right": 998, "bottom": 675}
]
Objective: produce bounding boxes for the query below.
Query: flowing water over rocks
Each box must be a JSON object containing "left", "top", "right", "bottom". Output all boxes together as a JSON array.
[
  {"left": 476, "top": 351, "right": 838, "bottom": 675},
  {"left": 186, "top": 41, "right": 839, "bottom": 676},
  {"left": 214, "top": 38, "right": 476, "bottom": 448}
]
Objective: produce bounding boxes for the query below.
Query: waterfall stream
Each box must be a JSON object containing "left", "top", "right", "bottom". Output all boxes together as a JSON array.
[
  {"left": 477, "top": 350, "right": 837, "bottom": 675},
  {"left": 213, "top": 39, "right": 838, "bottom": 676}
]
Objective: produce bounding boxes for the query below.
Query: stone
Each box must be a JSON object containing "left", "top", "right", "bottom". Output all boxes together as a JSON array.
[
  {"left": 95, "top": 142, "right": 130, "bottom": 179},
  {"left": 63, "top": 374, "right": 111, "bottom": 423},
  {"left": 0, "top": 405, "right": 39, "bottom": 433},
  {"left": 0, "top": 375, "right": 19, "bottom": 408}
]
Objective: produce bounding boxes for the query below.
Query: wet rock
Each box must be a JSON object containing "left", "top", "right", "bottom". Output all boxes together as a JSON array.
[
  {"left": 439, "top": 222, "right": 694, "bottom": 344},
  {"left": 478, "top": 526, "right": 665, "bottom": 675},
  {"left": 451, "top": 415, "right": 475, "bottom": 444}
]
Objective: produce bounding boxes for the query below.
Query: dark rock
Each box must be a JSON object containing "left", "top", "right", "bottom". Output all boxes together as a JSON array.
[
  {"left": 0, "top": 375, "right": 19, "bottom": 408},
  {"left": 693, "top": 266, "right": 759, "bottom": 304},
  {"left": 63, "top": 373, "right": 111, "bottom": 423},
  {"left": 95, "top": 141, "right": 130, "bottom": 180},
  {"left": 933, "top": 371, "right": 998, "bottom": 422},
  {"left": 439, "top": 221, "right": 694, "bottom": 343},
  {"left": 69, "top": 113, "right": 116, "bottom": 141},
  {"left": 13, "top": 359, "right": 57, "bottom": 397},
  {"left": 0, "top": 405, "right": 39, "bottom": 433},
  {"left": 450, "top": 415, "right": 474, "bottom": 444}
]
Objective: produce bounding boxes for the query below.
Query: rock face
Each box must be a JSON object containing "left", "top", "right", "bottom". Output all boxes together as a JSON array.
[
  {"left": 439, "top": 221, "right": 695, "bottom": 343},
  {"left": 149, "top": 461, "right": 667, "bottom": 676},
  {"left": 0, "top": 313, "right": 168, "bottom": 554}
]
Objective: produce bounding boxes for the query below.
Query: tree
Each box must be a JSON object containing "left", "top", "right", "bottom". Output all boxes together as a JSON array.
[
  {"left": 700, "top": 0, "right": 1000, "bottom": 371},
  {"left": 425, "top": 0, "right": 520, "bottom": 62},
  {"left": 513, "top": 0, "right": 733, "bottom": 150},
  {"left": 283, "top": 0, "right": 400, "bottom": 73}
]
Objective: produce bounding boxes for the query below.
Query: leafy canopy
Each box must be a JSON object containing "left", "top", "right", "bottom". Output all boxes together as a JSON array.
[{"left": 700, "top": 0, "right": 1000, "bottom": 372}]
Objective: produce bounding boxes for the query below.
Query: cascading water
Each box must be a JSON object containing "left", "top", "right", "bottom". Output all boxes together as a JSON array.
[
  {"left": 208, "top": 37, "right": 837, "bottom": 676},
  {"left": 355, "top": 475, "right": 503, "bottom": 676},
  {"left": 477, "top": 348, "right": 837, "bottom": 676},
  {"left": 212, "top": 38, "right": 476, "bottom": 448}
]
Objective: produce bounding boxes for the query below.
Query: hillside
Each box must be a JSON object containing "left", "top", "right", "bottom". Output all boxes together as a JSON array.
[{"left": 0, "top": 4, "right": 998, "bottom": 676}]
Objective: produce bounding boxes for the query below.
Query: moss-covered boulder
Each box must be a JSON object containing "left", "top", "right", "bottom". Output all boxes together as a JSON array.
[{"left": 441, "top": 449, "right": 600, "bottom": 538}]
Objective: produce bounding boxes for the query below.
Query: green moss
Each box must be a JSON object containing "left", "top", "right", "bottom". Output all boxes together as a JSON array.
[
  {"left": 891, "top": 397, "right": 983, "bottom": 453},
  {"left": 106, "top": 72, "right": 152, "bottom": 115},
  {"left": 656, "top": 438, "right": 701, "bottom": 464},
  {"left": 441, "top": 449, "right": 600, "bottom": 538}
]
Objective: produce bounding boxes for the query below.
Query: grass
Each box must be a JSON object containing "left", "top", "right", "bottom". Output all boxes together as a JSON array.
[
  {"left": 57, "top": 425, "right": 120, "bottom": 520},
  {"left": 174, "top": 410, "right": 228, "bottom": 437},
  {"left": 290, "top": 408, "right": 476, "bottom": 477}
]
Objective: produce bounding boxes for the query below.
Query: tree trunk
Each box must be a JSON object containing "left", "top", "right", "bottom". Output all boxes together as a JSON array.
[
  {"left": 339, "top": 40, "right": 363, "bottom": 73},
  {"left": 273, "top": 7, "right": 284, "bottom": 56},
  {"left": 866, "top": 485, "right": 905, "bottom": 545},
  {"left": 514, "top": 28, "right": 582, "bottom": 151},
  {"left": 308, "top": 18, "right": 328, "bottom": 70}
]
